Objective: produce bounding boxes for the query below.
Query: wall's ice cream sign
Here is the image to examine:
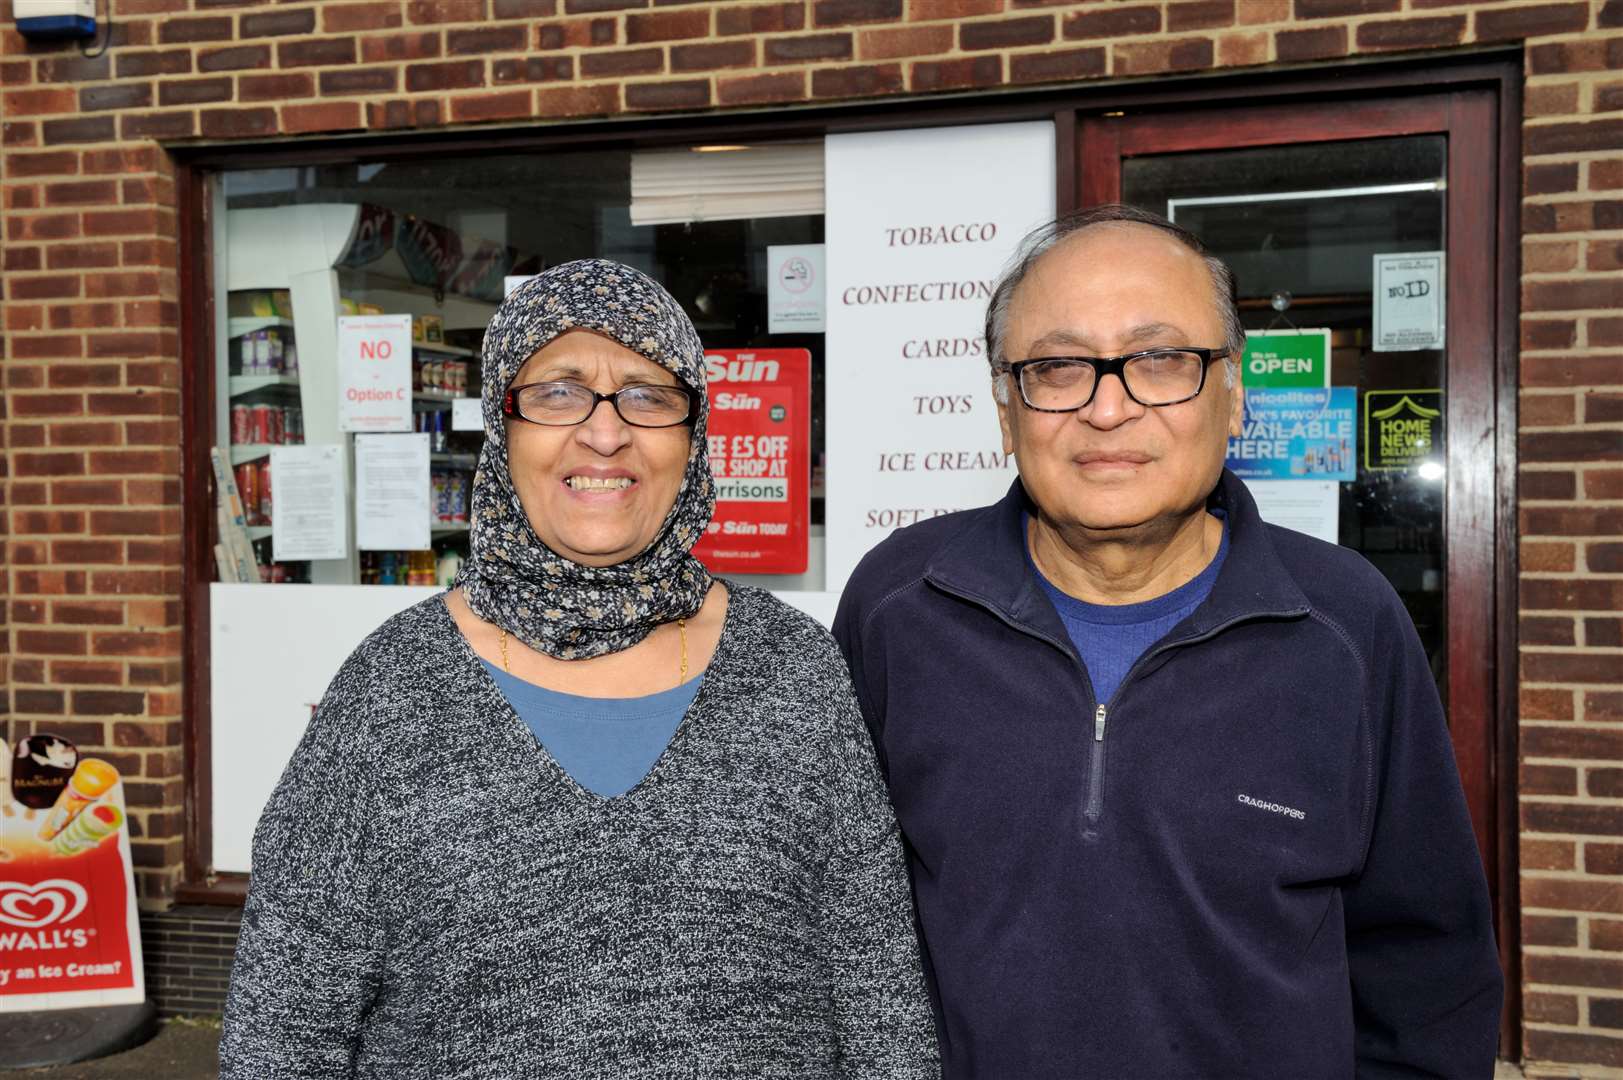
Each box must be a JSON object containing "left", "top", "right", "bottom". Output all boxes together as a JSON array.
[{"left": 1, "top": 735, "right": 145, "bottom": 1010}]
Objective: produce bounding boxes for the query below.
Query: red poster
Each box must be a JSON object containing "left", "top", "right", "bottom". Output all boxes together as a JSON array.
[
  {"left": 1, "top": 735, "right": 145, "bottom": 1011},
  {"left": 694, "top": 348, "right": 811, "bottom": 575}
]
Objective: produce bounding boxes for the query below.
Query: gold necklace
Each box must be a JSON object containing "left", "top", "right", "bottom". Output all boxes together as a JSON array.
[{"left": 500, "top": 620, "right": 688, "bottom": 683}]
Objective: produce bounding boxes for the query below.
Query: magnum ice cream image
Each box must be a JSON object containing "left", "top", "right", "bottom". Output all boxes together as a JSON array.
[
  {"left": 37, "top": 759, "right": 119, "bottom": 842},
  {"left": 10, "top": 735, "right": 77, "bottom": 810}
]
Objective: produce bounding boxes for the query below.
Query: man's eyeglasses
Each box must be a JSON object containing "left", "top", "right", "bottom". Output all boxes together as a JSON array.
[
  {"left": 999, "top": 347, "right": 1230, "bottom": 411},
  {"left": 503, "top": 381, "right": 697, "bottom": 428}
]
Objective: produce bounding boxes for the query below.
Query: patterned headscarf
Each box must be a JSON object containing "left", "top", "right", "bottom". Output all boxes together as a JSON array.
[{"left": 456, "top": 259, "right": 715, "bottom": 660}]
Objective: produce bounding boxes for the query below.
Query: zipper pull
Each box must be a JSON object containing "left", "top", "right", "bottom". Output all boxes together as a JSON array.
[{"left": 1094, "top": 703, "right": 1107, "bottom": 742}]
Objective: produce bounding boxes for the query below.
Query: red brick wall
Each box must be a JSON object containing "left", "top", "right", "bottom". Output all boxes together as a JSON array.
[{"left": 1, "top": 0, "right": 1619, "bottom": 1069}]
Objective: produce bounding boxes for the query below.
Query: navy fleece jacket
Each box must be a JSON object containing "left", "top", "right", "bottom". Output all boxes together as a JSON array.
[{"left": 834, "top": 472, "right": 1502, "bottom": 1079}]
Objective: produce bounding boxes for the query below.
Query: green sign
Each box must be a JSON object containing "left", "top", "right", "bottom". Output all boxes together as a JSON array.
[
  {"left": 1241, "top": 329, "right": 1330, "bottom": 389},
  {"left": 1364, "top": 390, "right": 1443, "bottom": 471}
]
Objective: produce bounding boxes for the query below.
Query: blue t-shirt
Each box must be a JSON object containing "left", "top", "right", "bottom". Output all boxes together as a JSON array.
[
  {"left": 481, "top": 660, "right": 702, "bottom": 797},
  {"left": 1031, "top": 514, "right": 1228, "bottom": 705}
]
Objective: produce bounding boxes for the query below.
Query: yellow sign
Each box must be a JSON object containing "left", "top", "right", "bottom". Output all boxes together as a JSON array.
[{"left": 1364, "top": 390, "right": 1442, "bottom": 471}]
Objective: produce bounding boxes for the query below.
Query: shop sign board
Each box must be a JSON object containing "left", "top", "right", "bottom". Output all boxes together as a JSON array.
[
  {"left": 355, "top": 433, "right": 431, "bottom": 552},
  {"left": 270, "top": 445, "right": 348, "bottom": 561},
  {"left": 767, "top": 245, "right": 826, "bottom": 334},
  {"left": 1, "top": 734, "right": 145, "bottom": 1012},
  {"left": 338, "top": 314, "right": 412, "bottom": 433},
  {"left": 1241, "top": 329, "right": 1330, "bottom": 388},
  {"left": 1372, "top": 252, "right": 1445, "bottom": 351},
  {"left": 1228, "top": 387, "right": 1356, "bottom": 482},
  {"left": 824, "top": 121, "right": 1054, "bottom": 589},
  {"left": 1364, "top": 389, "right": 1443, "bottom": 471},
  {"left": 693, "top": 348, "right": 811, "bottom": 575}
]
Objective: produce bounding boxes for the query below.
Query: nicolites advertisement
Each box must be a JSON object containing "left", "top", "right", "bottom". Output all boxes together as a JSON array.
[
  {"left": 1, "top": 734, "right": 145, "bottom": 1011},
  {"left": 694, "top": 348, "right": 811, "bottom": 575}
]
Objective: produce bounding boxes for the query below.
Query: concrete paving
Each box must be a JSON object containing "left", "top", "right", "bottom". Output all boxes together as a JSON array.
[{"left": 5, "top": 1018, "right": 219, "bottom": 1079}]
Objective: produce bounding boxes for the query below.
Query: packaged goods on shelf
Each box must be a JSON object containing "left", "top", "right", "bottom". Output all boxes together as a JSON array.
[{"left": 422, "top": 314, "right": 444, "bottom": 344}]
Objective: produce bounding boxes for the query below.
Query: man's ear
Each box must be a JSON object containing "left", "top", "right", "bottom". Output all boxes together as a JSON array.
[
  {"left": 995, "top": 380, "right": 1017, "bottom": 456},
  {"left": 1227, "top": 367, "right": 1245, "bottom": 439}
]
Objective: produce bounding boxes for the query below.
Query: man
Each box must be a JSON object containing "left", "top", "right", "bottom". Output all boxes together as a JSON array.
[{"left": 834, "top": 205, "right": 1502, "bottom": 1077}]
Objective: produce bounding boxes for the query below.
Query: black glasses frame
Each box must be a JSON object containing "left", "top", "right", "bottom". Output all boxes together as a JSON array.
[
  {"left": 1000, "top": 347, "right": 1231, "bottom": 411},
  {"left": 502, "top": 381, "right": 698, "bottom": 429}
]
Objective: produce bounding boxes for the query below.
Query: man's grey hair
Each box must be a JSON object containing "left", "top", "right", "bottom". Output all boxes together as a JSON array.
[{"left": 985, "top": 204, "right": 1246, "bottom": 405}]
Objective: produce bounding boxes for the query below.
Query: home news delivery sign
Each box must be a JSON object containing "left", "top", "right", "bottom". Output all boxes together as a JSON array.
[
  {"left": 338, "top": 314, "right": 413, "bottom": 433},
  {"left": 693, "top": 348, "right": 811, "bottom": 575},
  {"left": 824, "top": 123, "right": 1054, "bottom": 589},
  {"left": 2, "top": 734, "right": 145, "bottom": 1011}
]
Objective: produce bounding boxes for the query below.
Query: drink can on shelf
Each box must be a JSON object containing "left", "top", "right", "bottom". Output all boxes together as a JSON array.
[
  {"left": 231, "top": 404, "right": 251, "bottom": 445},
  {"left": 258, "top": 459, "right": 273, "bottom": 525},
  {"left": 234, "top": 463, "right": 259, "bottom": 525}
]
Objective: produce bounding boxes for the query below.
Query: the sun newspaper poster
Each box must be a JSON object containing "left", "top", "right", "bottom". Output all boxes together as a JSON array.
[
  {"left": 693, "top": 348, "right": 811, "bottom": 576},
  {"left": 1, "top": 734, "right": 145, "bottom": 1011}
]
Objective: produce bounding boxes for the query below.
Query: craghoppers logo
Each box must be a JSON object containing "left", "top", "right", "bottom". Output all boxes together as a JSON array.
[{"left": 0, "top": 880, "right": 89, "bottom": 930}]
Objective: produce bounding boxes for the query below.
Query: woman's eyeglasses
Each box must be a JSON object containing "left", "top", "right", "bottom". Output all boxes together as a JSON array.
[{"left": 503, "top": 381, "right": 697, "bottom": 428}]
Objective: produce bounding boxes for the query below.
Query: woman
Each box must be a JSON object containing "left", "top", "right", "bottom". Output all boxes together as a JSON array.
[{"left": 220, "top": 260, "right": 939, "bottom": 1078}]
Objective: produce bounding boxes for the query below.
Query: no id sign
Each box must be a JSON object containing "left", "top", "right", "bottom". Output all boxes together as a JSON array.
[{"left": 338, "top": 314, "right": 413, "bottom": 433}]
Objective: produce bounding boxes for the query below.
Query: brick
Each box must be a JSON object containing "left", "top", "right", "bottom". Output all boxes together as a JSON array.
[
  {"left": 448, "top": 91, "right": 533, "bottom": 123},
  {"left": 766, "top": 33, "right": 853, "bottom": 63},
  {"left": 13, "top": 689, "right": 65, "bottom": 714},
  {"left": 1596, "top": 919, "right": 1623, "bottom": 951},
  {"left": 1593, "top": 767, "right": 1623, "bottom": 798},
  {"left": 1168, "top": 0, "right": 1233, "bottom": 31},
  {"left": 1597, "top": 81, "right": 1623, "bottom": 113},
  {"left": 1520, "top": 469, "right": 1575, "bottom": 501},
  {"left": 1525, "top": 82, "right": 1579, "bottom": 118},
  {"left": 44, "top": 179, "right": 118, "bottom": 207},
  {"left": 79, "top": 84, "right": 154, "bottom": 112},
  {"left": 14, "top": 570, "right": 87, "bottom": 595},
  {"left": 860, "top": 24, "right": 951, "bottom": 58},
  {"left": 1063, "top": 4, "right": 1158, "bottom": 39},
  {"left": 1113, "top": 37, "right": 1216, "bottom": 75},
  {"left": 362, "top": 31, "right": 443, "bottom": 63},
  {"left": 1475, "top": 2, "right": 1591, "bottom": 43},
  {"left": 1596, "top": 160, "right": 1623, "bottom": 190},
  {"left": 13, "top": 451, "right": 85, "bottom": 479},
  {"left": 279, "top": 38, "right": 359, "bottom": 68},
  {"left": 626, "top": 8, "right": 710, "bottom": 41},
  {"left": 1275, "top": 25, "right": 1345, "bottom": 62},
  {"left": 718, "top": 3, "right": 805, "bottom": 35},
  {"left": 1527, "top": 162, "right": 1579, "bottom": 196},
  {"left": 1523, "top": 724, "right": 1623, "bottom": 760},
  {"left": 365, "top": 99, "right": 445, "bottom": 129},
  {"left": 51, "top": 659, "right": 126, "bottom": 686},
  {"left": 1521, "top": 760, "right": 1577, "bottom": 794},
  {"left": 1590, "top": 690, "right": 1623, "bottom": 722},
  {"left": 672, "top": 40, "right": 756, "bottom": 71},
  {"left": 36, "top": 54, "right": 112, "bottom": 83},
  {"left": 197, "top": 44, "right": 272, "bottom": 72},
  {"left": 1521, "top": 430, "right": 1623, "bottom": 463},
  {"left": 1524, "top": 878, "right": 1623, "bottom": 917},
  {"left": 113, "top": 721, "right": 175, "bottom": 748},
  {"left": 1526, "top": 277, "right": 1623, "bottom": 311},
  {"left": 1355, "top": 16, "right": 1463, "bottom": 51},
  {"left": 537, "top": 82, "right": 622, "bottom": 117},
  {"left": 406, "top": 59, "right": 486, "bottom": 91},
  {"left": 1523, "top": 354, "right": 1623, "bottom": 387},
  {"left": 624, "top": 79, "right": 711, "bottom": 110},
  {"left": 1293, "top": 0, "right": 1396, "bottom": 16},
  {"left": 447, "top": 25, "right": 529, "bottom": 53},
  {"left": 44, "top": 356, "right": 119, "bottom": 382},
  {"left": 41, "top": 116, "right": 118, "bottom": 145},
  {"left": 911, "top": 0, "right": 1000, "bottom": 15},
  {"left": 240, "top": 73, "right": 318, "bottom": 102},
  {"left": 322, "top": 2, "right": 404, "bottom": 32},
  {"left": 812, "top": 62, "right": 903, "bottom": 97},
  {"left": 1521, "top": 318, "right": 1577, "bottom": 350},
  {"left": 492, "top": 57, "right": 574, "bottom": 83},
  {"left": 718, "top": 70, "right": 806, "bottom": 105},
  {"left": 55, "top": 599, "right": 127, "bottom": 625},
  {"left": 72, "top": 690, "right": 147, "bottom": 716},
  {"left": 564, "top": 0, "right": 646, "bottom": 10},
  {"left": 1587, "top": 617, "right": 1623, "bottom": 648},
  {"left": 17, "top": 629, "right": 88, "bottom": 655},
  {"left": 912, "top": 53, "right": 1001, "bottom": 90},
  {"left": 409, "top": 0, "right": 490, "bottom": 21},
  {"left": 159, "top": 77, "right": 234, "bottom": 107},
  {"left": 961, "top": 15, "right": 1052, "bottom": 49},
  {"left": 1523, "top": 837, "right": 1576, "bottom": 871},
  {"left": 1605, "top": 0, "right": 1623, "bottom": 27},
  {"left": 1521, "top": 615, "right": 1577, "bottom": 647},
  {"left": 1010, "top": 46, "right": 1106, "bottom": 83},
  {"left": 493, "top": 0, "right": 556, "bottom": 14},
  {"left": 1523, "top": 990, "right": 1579, "bottom": 1024},
  {"left": 319, "top": 68, "right": 398, "bottom": 95},
  {"left": 1521, "top": 803, "right": 1623, "bottom": 838},
  {"left": 282, "top": 102, "right": 364, "bottom": 134},
  {"left": 1589, "top": 242, "right": 1623, "bottom": 272},
  {"left": 2, "top": 121, "right": 40, "bottom": 148},
  {"left": 1532, "top": 120, "right": 1623, "bottom": 161},
  {"left": 5, "top": 151, "right": 79, "bottom": 179},
  {"left": 158, "top": 15, "right": 232, "bottom": 43},
  {"left": 536, "top": 17, "right": 617, "bottom": 48},
  {"left": 814, "top": 0, "right": 903, "bottom": 27},
  {"left": 1521, "top": 391, "right": 1578, "bottom": 427},
  {"left": 241, "top": 6, "right": 317, "bottom": 37},
  {"left": 1589, "top": 392, "right": 1623, "bottom": 424}
]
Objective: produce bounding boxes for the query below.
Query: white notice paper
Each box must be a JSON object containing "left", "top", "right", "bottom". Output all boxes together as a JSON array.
[
  {"left": 1372, "top": 251, "right": 1445, "bottom": 351},
  {"left": 338, "top": 314, "right": 413, "bottom": 432},
  {"left": 355, "top": 433, "right": 431, "bottom": 551},
  {"left": 1242, "top": 479, "right": 1340, "bottom": 545},
  {"left": 269, "top": 445, "right": 347, "bottom": 561},
  {"left": 824, "top": 122, "right": 1055, "bottom": 589},
  {"left": 451, "top": 397, "right": 482, "bottom": 432},
  {"left": 767, "top": 244, "right": 827, "bottom": 334},
  {"left": 504, "top": 275, "right": 536, "bottom": 297}
]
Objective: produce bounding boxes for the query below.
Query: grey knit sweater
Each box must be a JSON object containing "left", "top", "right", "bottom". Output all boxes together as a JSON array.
[{"left": 219, "top": 585, "right": 939, "bottom": 1079}]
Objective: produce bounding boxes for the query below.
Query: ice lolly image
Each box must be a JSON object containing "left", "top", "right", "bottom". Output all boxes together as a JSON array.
[
  {"left": 37, "top": 759, "right": 119, "bottom": 841},
  {"left": 50, "top": 801, "right": 124, "bottom": 856}
]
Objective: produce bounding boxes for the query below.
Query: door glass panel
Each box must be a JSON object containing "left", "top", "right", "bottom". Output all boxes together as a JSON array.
[{"left": 1123, "top": 136, "right": 1448, "bottom": 696}]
